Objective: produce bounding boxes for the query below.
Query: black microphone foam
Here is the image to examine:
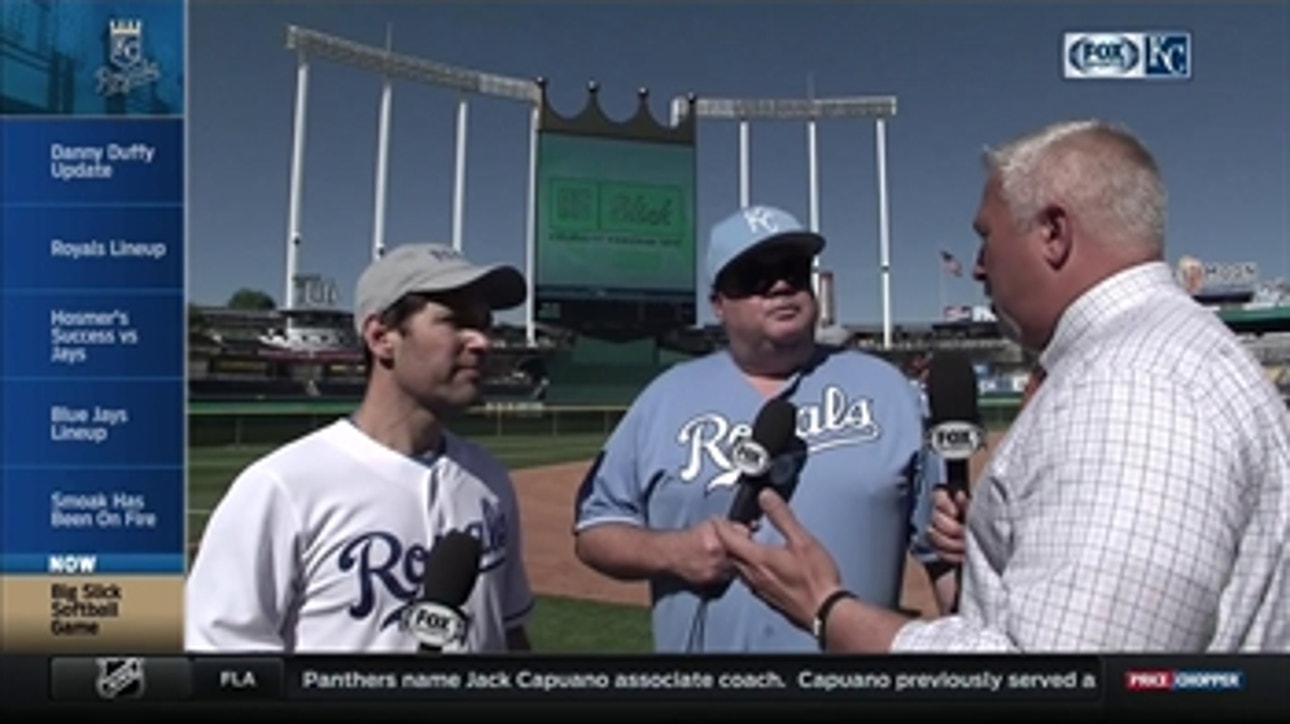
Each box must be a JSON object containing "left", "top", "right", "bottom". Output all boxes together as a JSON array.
[
  {"left": 422, "top": 530, "right": 482, "bottom": 605},
  {"left": 927, "top": 350, "right": 981, "bottom": 428},
  {"left": 727, "top": 397, "right": 799, "bottom": 525},
  {"left": 405, "top": 530, "right": 481, "bottom": 653}
]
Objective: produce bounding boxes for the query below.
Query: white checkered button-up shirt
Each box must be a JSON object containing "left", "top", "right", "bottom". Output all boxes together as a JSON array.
[{"left": 893, "top": 262, "right": 1289, "bottom": 652}]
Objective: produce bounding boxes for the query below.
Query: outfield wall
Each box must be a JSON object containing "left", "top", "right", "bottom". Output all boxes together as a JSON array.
[{"left": 188, "top": 398, "right": 1023, "bottom": 447}]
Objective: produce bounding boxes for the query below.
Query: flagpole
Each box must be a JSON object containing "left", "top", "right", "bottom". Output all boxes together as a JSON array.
[{"left": 938, "top": 260, "right": 946, "bottom": 318}]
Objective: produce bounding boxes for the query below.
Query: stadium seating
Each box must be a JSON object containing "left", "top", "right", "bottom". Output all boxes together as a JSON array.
[{"left": 189, "top": 378, "right": 309, "bottom": 399}]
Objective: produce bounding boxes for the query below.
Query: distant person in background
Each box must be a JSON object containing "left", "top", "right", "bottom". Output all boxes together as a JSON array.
[
  {"left": 572, "top": 204, "right": 963, "bottom": 653},
  {"left": 1176, "top": 255, "right": 1206, "bottom": 296},
  {"left": 714, "top": 119, "right": 1290, "bottom": 652},
  {"left": 187, "top": 243, "right": 536, "bottom": 653},
  {"left": 904, "top": 353, "right": 931, "bottom": 407}
]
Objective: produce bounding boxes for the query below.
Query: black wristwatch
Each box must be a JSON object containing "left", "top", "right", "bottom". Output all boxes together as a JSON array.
[{"left": 811, "top": 589, "right": 856, "bottom": 650}]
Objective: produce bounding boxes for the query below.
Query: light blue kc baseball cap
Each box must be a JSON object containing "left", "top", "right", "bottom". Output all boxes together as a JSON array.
[{"left": 706, "top": 205, "right": 826, "bottom": 286}]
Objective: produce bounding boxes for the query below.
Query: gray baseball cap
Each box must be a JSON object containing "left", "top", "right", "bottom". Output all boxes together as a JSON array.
[{"left": 353, "top": 243, "right": 526, "bottom": 334}]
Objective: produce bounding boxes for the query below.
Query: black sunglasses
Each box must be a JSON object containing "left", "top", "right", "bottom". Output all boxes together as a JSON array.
[{"left": 715, "top": 254, "right": 814, "bottom": 299}]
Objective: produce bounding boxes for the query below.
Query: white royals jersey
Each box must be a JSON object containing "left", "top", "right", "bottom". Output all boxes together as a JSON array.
[{"left": 185, "top": 419, "right": 534, "bottom": 653}]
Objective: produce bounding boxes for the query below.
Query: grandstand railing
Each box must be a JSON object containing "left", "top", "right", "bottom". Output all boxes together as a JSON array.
[{"left": 188, "top": 398, "right": 1023, "bottom": 448}]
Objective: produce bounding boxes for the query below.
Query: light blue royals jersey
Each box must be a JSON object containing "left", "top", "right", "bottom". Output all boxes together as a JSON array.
[{"left": 574, "top": 346, "right": 946, "bottom": 652}]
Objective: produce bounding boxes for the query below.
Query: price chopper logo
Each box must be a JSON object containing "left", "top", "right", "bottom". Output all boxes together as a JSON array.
[
  {"left": 1063, "top": 32, "right": 1191, "bottom": 80},
  {"left": 1124, "top": 669, "right": 1244, "bottom": 692},
  {"left": 95, "top": 657, "right": 146, "bottom": 700},
  {"left": 927, "top": 421, "right": 985, "bottom": 461},
  {"left": 97, "top": 19, "right": 162, "bottom": 97},
  {"left": 400, "top": 601, "right": 470, "bottom": 651}
]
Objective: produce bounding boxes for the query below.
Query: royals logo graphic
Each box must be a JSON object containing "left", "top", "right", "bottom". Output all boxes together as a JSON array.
[
  {"left": 97, "top": 19, "right": 162, "bottom": 97},
  {"left": 677, "top": 385, "right": 883, "bottom": 492},
  {"left": 337, "top": 499, "right": 508, "bottom": 630}
]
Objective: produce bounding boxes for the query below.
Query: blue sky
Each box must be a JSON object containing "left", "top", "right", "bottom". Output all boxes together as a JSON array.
[{"left": 186, "top": 1, "right": 1289, "bottom": 327}]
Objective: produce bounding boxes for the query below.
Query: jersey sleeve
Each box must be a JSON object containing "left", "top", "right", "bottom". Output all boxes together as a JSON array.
[
  {"left": 572, "top": 393, "right": 650, "bottom": 533},
  {"left": 903, "top": 380, "right": 949, "bottom": 565},
  {"left": 498, "top": 475, "right": 535, "bottom": 631},
  {"left": 907, "top": 443, "right": 949, "bottom": 565},
  {"left": 184, "top": 464, "right": 303, "bottom": 652}
]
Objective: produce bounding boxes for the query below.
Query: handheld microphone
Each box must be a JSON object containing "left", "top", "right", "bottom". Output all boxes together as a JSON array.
[
  {"left": 927, "top": 351, "right": 985, "bottom": 486},
  {"left": 727, "top": 397, "right": 799, "bottom": 525},
  {"left": 925, "top": 351, "right": 985, "bottom": 609},
  {"left": 401, "top": 530, "right": 481, "bottom": 653}
]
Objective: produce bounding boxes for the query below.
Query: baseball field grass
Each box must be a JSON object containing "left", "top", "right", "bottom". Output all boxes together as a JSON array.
[{"left": 188, "top": 431, "right": 654, "bottom": 652}]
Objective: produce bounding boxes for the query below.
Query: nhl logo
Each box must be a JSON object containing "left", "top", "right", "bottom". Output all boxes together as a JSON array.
[{"left": 95, "top": 657, "right": 146, "bottom": 700}]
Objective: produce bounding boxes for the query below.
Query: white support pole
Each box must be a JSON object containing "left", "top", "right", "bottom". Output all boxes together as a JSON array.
[
  {"left": 451, "top": 96, "right": 469, "bottom": 252},
  {"left": 524, "top": 104, "right": 539, "bottom": 347},
  {"left": 876, "top": 117, "right": 892, "bottom": 349},
  {"left": 285, "top": 51, "right": 309, "bottom": 310},
  {"left": 738, "top": 120, "right": 750, "bottom": 208},
  {"left": 939, "top": 266, "right": 946, "bottom": 318},
  {"left": 807, "top": 118, "right": 821, "bottom": 299},
  {"left": 371, "top": 27, "right": 394, "bottom": 261}
]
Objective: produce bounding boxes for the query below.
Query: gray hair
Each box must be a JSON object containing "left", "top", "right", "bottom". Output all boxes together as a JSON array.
[{"left": 982, "top": 120, "right": 1167, "bottom": 252}]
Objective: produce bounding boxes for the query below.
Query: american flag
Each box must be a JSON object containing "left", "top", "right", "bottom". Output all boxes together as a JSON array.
[{"left": 940, "top": 250, "right": 963, "bottom": 277}]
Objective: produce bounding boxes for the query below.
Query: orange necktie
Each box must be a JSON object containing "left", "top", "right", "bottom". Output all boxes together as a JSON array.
[{"left": 1021, "top": 365, "right": 1047, "bottom": 408}]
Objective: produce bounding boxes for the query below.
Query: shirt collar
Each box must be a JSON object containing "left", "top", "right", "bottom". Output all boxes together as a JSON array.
[{"left": 1038, "top": 261, "right": 1179, "bottom": 372}]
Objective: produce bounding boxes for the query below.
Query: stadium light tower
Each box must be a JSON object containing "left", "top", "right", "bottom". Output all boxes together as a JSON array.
[
  {"left": 672, "top": 94, "right": 898, "bottom": 348},
  {"left": 282, "top": 25, "right": 539, "bottom": 322},
  {"left": 372, "top": 24, "right": 394, "bottom": 262}
]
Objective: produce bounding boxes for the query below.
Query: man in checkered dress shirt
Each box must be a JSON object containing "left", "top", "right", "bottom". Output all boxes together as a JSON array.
[{"left": 712, "top": 119, "right": 1289, "bottom": 653}]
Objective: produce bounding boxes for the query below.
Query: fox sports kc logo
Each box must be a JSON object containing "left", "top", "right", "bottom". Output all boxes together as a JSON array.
[
  {"left": 1067, "top": 34, "right": 1140, "bottom": 77},
  {"left": 1063, "top": 32, "right": 1191, "bottom": 80}
]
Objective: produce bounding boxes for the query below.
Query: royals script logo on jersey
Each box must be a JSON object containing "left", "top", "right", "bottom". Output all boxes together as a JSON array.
[
  {"left": 677, "top": 385, "right": 883, "bottom": 492},
  {"left": 336, "top": 498, "right": 508, "bottom": 629}
]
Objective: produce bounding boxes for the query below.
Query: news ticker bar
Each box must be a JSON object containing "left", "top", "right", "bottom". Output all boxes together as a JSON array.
[{"left": 11, "top": 654, "right": 1286, "bottom": 705}]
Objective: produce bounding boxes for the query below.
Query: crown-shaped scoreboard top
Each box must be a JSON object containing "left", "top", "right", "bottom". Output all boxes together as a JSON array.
[
  {"left": 536, "top": 78, "right": 697, "bottom": 146},
  {"left": 109, "top": 19, "right": 143, "bottom": 36}
]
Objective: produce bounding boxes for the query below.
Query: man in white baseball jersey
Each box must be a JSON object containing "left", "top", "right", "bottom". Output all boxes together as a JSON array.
[{"left": 186, "top": 244, "right": 535, "bottom": 653}]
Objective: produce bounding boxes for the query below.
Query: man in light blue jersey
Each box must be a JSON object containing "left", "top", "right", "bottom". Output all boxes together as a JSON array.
[{"left": 572, "top": 205, "right": 960, "bottom": 653}]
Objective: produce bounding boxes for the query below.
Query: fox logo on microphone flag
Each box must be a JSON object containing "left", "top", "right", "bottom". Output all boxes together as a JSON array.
[
  {"left": 401, "top": 601, "right": 470, "bottom": 651},
  {"left": 928, "top": 421, "right": 985, "bottom": 461}
]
